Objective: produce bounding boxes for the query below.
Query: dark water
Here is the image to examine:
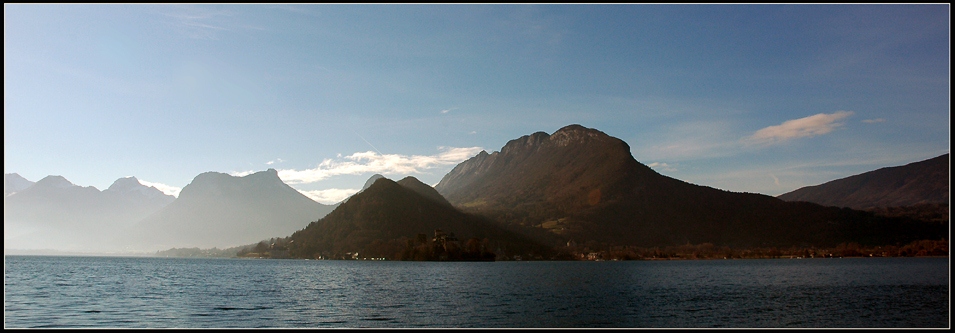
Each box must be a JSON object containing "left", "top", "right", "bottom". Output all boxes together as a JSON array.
[{"left": 3, "top": 256, "right": 949, "bottom": 328}]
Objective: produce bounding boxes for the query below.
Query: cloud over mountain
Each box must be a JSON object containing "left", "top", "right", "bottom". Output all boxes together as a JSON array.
[{"left": 274, "top": 146, "right": 484, "bottom": 185}]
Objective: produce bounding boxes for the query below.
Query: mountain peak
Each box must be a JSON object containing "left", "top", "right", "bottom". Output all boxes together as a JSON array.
[
  {"left": 362, "top": 174, "right": 387, "bottom": 191},
  {"left": 500, "top": 131, "right": 549, "bottom": 156},
  {"left": 550, "top": 124, "right": 612, "bottom": 147},
  {"left": 35, "top": 175, "right": 77, "bottom": 189},
  {"left": 4, "top": 173, "right": 35, "bottom": 196},
  {"left": 397, "top": 176, "right": 452, "bottom": 207},
  {"left": 106, "top": 176, "right": 141, "bottom": 191},
  {"left": 104, "top": 176, "right": 174, "bottom": 203}
]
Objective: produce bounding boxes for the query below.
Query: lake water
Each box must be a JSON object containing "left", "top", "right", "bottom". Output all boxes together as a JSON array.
[{"left": 3, "top": 256, "right": 949, "bottom": 328}]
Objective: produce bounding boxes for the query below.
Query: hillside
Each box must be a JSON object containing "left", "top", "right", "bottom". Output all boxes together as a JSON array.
[
  {"left": 777, "top": 154, "right": 949, "bottom": 210},
  {"left": 282, "top": 176, "right": 552, "bottom": 260}
]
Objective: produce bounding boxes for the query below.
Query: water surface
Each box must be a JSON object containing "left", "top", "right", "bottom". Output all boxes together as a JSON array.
[{"left": 3, "top": 256, "right": 949, "bottom": 328}]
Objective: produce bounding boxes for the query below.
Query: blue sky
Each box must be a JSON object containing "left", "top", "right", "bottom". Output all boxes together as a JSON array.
[{"left": 4, "top": 4, "right": 950, "bottom": 204}]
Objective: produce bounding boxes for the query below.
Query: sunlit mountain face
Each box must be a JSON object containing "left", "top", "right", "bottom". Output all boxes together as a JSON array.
[{"left": 435, "top": 125, "right": 947, "bottom": 249}]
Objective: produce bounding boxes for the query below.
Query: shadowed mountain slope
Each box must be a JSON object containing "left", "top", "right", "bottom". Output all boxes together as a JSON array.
[
  {"left": 284, "top": 176, "right": 551, "bottom": 260},
  {"left": 777, "top": 154, "right": 949, "bottom": 210},
  {"left": 435, "top": 125, "right": 946, "bottom": 248}
]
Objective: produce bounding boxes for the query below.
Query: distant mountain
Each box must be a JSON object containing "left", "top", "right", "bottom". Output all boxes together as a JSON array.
[
  {"left": 4, "top": 173, "right": 34, "bottom": 197},
  {"left": 283, "top": 176, "right": 551, "bottom": 260},
  {"left": 435, "top": 124, "right": 945, "bottom": 248},
  {"left": 4, "top": 175, "right": 174, "bottom": 253},
  {"left": 128, "top": 169, "right": 336, "bottom": 252},
  {"left": 777, "top": 154, "right": 949, "bottom": 210},
  {"left": 362, "top": 174, "right": 386, "bottom": 191}
]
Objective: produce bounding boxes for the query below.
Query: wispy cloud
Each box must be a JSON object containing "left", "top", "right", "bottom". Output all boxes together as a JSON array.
[
  {"left": 159, "top": 6, "right": 237, "bottom": 40},
  {"left": 266, "top": 158, "right": 285, "bottom": 165},
  {"left": 745, "top": 111, "right": 854, "bottom": 145},
  {"left": 297, "top": 188, "right": 359, "bottom": 205},
  {"left": 276, "top": 146, "right": 483, "bottom": 185},
  {"left": 137, "top": 179, "right": 183, "bottom": 197},
  {"left": 862, "top": 118, "right": 886, "bottom": 124},
  {"left": 440, "top": 107, "right": 458, "bottom": 114}
]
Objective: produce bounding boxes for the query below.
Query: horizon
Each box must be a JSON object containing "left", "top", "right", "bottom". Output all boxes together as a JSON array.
[{"left": 5, "top": 4, "right": 950, "bottom": 205}]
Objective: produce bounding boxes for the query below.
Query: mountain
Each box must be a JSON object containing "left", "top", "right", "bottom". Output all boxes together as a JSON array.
[
  {"left": 777, "top": 154, "right": 949, "bottom": 210},
  {"left": 282, "top": 175, "right": 551, "bottom": 260},
  {"left": 396, "top": 176, "right": 452, "bottom": 207},
  {"left": 4, "top": 175, "right": 175, "bottom": 253},
  {"left": 435, "top": 124, "right": 946, "bottom": 248},
  {"left": 4, "top": 173, "right": 35, "bottom": 197},
  {"left": 361, "top": 174, "right": 386, "bottom": 190},
  {"left": 127, "top": 169, "right": 336, "bottom": 252}
]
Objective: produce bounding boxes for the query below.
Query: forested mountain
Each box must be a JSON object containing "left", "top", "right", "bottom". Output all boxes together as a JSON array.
[
  {"left": 281, "top": 176, "right": 551, "bottom": 260},
  {"left": 777, "top": 154, "right": 949, "bottom": 210},
  {"left": 435, "top": 124, "right": 946, "bottom": 249}
]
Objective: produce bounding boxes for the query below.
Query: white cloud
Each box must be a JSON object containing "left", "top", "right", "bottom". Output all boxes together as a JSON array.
[
  {"left": 230, "top": 170, "right": 255, "bottom": 177},
  {"left": 266, "top": 158, "right": 285, "bottom": 165},
  {"left": 297, "top": 188, "right": 359, "bottom": 205},
  {"left": 746, "top": 111, "right": 854, "bottom": 145},
  {"left": 862, "top": 118, "right": 886, "bottom": 124},
  {"left": 277, "top": 146, "right": 484, "bottom": 185},
  {"left": 647, "top": 162, "right": 677, "bottom": 172},
  {"left": 137, "top": 179, "right": 183, "bottom": 197},
  {"left": 440, "top": 107, "right": 458, "bottom": 114}
]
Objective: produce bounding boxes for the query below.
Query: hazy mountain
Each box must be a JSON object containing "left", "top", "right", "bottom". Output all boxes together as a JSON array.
[
  {"left": 284, "top": 176, "right": 551, "bottom": 260},
  {"left": 128, "top": 169, "right": 336, "bottom": 252},
  {"left": 362, "top": 174, "right": 386, "bottom": 191},
  {"left": 4, "top": 173, "right": 34, "bottom": 197},
  {"left": 339, "top": 173, "right": 387, "bottom": 204},
  {"left": 435, "top": 124, "right": 945, "bottom": 248},
  {"left": 4, "top": 175, "right": 175, "bottom": 253},
  {"left": 777, "top": 154, "right": 949, "bottom": 210}
]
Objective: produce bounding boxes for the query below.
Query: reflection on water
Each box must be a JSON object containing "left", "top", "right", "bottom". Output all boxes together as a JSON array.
[{"left": 3, "top": 256, "right": 949, "bottom": 328}]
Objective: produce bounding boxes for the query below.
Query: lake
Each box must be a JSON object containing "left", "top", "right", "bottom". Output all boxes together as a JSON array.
[{"left": 3, "top": 255, "right": 949, "bottom": 328}]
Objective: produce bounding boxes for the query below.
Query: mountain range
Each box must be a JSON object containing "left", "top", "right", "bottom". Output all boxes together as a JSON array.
[
  {"left": 4, "top": 169, "right": 337, "bottom": 253},
  {"left": 5, "top": 124, "right": 947, "bottom": 256},
  {"left": 4, "top": 175, "right": 174, "bottom": 253}
]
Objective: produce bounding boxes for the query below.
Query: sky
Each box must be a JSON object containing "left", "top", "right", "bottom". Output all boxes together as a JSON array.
[{"left": 4, "top": 4, "right": 950, "bottom": 204}]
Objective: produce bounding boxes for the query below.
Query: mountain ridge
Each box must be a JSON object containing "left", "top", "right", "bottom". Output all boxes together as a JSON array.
[{"left": 777, "top": 154, "right": 949, "bottom": 210}]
